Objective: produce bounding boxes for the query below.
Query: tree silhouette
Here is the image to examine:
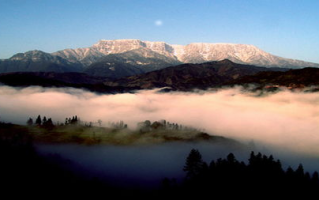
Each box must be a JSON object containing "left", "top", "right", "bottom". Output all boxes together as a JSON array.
[
  {"left": 161, "top": 150, "right": 319, "bottom": 198},
  {"left": 151, "top": 121, "right": 164, "bottom": 130},
  {"left": 43, "top": 118, "right": 54, "bottom": 129},
  {"left": 226, "top": 153, "right": 236, "bottom": 163},
  {"left": 27, "top": 118, "right": 33, "bottom": 126},
  {"left": 296, "top": 164, "right": 305, "bottom": 177},
  {"left": 42, "top": 116, "right": 47, "bottom": 124},
  {"left": 312, "top": 171, "right": 319, "bottom": 184},
  {"left": 183, "top": 149, "right": 205, "bottom": 178},
  {"left": 35, "top": 115, "right": 42, "bottom": 126}
]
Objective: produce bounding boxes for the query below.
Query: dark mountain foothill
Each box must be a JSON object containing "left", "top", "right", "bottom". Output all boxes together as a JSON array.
[
  {"left": 228, "top": 67, "right": 319, "bottom": 91},
  {"left": 1, "top": 59, "right": 319, "bottom": 93},
  {"left": 105, "top": 59, "right": 289, "bottom": 91}
]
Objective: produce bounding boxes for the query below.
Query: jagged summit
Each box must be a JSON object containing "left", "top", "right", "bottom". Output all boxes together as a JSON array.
[
  {"left": 1, "top": 39, "right": 319, "bottom": 75},
  {"left": 53, "top": 39, "right": 319, "bottom": 69}
]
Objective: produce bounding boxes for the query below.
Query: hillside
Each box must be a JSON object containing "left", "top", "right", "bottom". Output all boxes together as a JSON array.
[
  {"left": 228, "top": 67, "right": 319, "bottom": 91},
  {"left": 105, "top": 59, "right": 288, "bottom": 90},
  {"left": 1, "top": 60, "right": 319, "bottom": 92}
]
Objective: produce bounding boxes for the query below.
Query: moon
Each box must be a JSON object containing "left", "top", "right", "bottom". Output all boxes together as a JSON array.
[{"left": 155, "top": 20, "right": 163, "bottom": 26}]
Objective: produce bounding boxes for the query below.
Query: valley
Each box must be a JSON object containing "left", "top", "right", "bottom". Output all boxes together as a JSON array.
[{"left": 1, "top": 1, "right": 319, "bottom": 198}]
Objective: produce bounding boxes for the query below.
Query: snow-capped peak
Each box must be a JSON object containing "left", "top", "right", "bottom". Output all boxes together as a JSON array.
[{"left": 52, "top": 39, "right": 319, "bottom": 69}]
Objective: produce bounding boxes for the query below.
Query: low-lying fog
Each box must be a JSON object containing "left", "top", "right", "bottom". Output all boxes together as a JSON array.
[
  {"left": 36, "top": 142, "right": 319, "bottom": 189},
  {"left": 0, "top": 85, "right": 318, "bottom": 188},
  {"left": 36, "top": 142, "right": 245, "bottom": 189}
]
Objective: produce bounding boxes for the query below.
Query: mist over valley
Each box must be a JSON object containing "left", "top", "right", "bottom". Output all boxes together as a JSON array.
[
  {"left": 1, "top": 1, "right": 319, "bottom": 196},
  {"left": 1, "top": 85, "right": 318, "bottom": 155}
]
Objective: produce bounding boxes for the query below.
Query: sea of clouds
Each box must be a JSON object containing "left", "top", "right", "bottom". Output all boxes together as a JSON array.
[{"left": 0, "top": 86, "right": 318, "bottom": 155}]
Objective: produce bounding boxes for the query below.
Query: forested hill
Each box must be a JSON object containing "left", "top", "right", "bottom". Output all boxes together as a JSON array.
[
  {"left": 0, "top": 60, "right": 292, "bottom": 92},
  {"left": 163, "top": 149, "right": 319, "bottom": 198}
]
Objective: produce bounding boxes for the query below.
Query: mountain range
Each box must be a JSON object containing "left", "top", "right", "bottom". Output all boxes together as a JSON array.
[
  {"left": 1, "top": 59, "right": 319, "bottom": 92},
  {"left": 1, "top": 39, "right": 319, "bottom": 78}
]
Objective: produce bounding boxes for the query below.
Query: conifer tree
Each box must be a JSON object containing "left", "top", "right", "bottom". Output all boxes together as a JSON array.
[
  {"left": 42, "top": 116, "right": 47, "bottom": 124},
  {"left": 184, "top": 149, "right": 205, "bottom": 178},
  {"left": 35, "top": 115, "right": 42, "bottom": 126},
  {"left": 27, "top": 118, "right": 33, "bottom": 126}
]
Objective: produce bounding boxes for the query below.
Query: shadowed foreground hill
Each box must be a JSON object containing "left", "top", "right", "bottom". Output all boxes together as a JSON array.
[
  {"left": 162, "top": 150, "right": 319, "bottom": 198},
  {"left": 0, "top": 119, "right": 238, "bottom": 199},
  {"left": 1, "top": 121, "right": 319, "bottom": 199},
  {"left": 0, "top": 122, "right": 115, "bottom": 199}
]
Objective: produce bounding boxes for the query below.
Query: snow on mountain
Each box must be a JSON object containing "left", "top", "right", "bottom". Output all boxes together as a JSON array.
[
  {"left": 0, "top": 50, "right": 82, "bottom": 73},
  {"left": 53, "top": 39, "right": 319, "bottom": 69},
  {"left": 84, "top": 47, "right": 182, "bottom": 78}
]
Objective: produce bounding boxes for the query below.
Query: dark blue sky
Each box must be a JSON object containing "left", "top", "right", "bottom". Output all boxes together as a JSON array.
[{"left": 1, "top": 0, "right": 318, "bottom": 63}]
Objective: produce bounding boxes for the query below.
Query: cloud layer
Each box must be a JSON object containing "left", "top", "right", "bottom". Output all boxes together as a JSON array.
[{"left": 0, "top": 86, "right": 318, "bottom": 155}]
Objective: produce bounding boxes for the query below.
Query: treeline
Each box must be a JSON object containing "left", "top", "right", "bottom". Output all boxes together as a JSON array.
[
  {"left": 27, "top": 115, "right": 54, "bottom": 128},
  {"left": 26, "top": 115, "right": 129, "bottom": 130},
  {"left": 27, "top": 115, "right": 80, "bottom": 127},
  {"left": 137, "top": 120, "right": 199, "bottom": 133},
  {"left": 26, "top": 115, "right": 197, "bottom": 134},
  {"left": 162, "top": 149, "right": 319, "bottom": 198}
]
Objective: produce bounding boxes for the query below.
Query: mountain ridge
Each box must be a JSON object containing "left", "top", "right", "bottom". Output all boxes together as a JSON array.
[
  {"left": 0, "top": 50, "right": 82, "bottom": 73},
  {"left": 84, "top": 47, "right": 182, "bottom": 78},
  {"left": 54, "top": 39, "right": 319, "bottom": 69},
  {"left": 1, "top": 39, "right": 319, "bottom": 76}
]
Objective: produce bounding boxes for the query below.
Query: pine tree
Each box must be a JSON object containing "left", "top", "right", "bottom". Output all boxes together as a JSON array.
[
  {"left": 312, "top": 171, "right": 319, "bottom": 183},
  {"left": 296, "top": 164, "right": 305, "bottom": 177},
  {"left": 45, "top": 118, "right": 54, "bottom": 129},
  {"left": 227, "top": 153, "right": 236, "bottom": 163},
  {"left": 35, "top": 115, "right": 42, "bottom": 126},
  {"left": 248, "top": 151, "right": 256, "bottom": 165},
  {"left": 74, "top": 116, "right": 78, "bottom": 124},
  {"left": 184, "top": 149, "right": 205, "bottom": 178},
  {"left": 27, "top": 118, "right": 33, "bottom": 126},
  {"left": 42, "top": 116, "right": 47, "bottom": 124}
]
